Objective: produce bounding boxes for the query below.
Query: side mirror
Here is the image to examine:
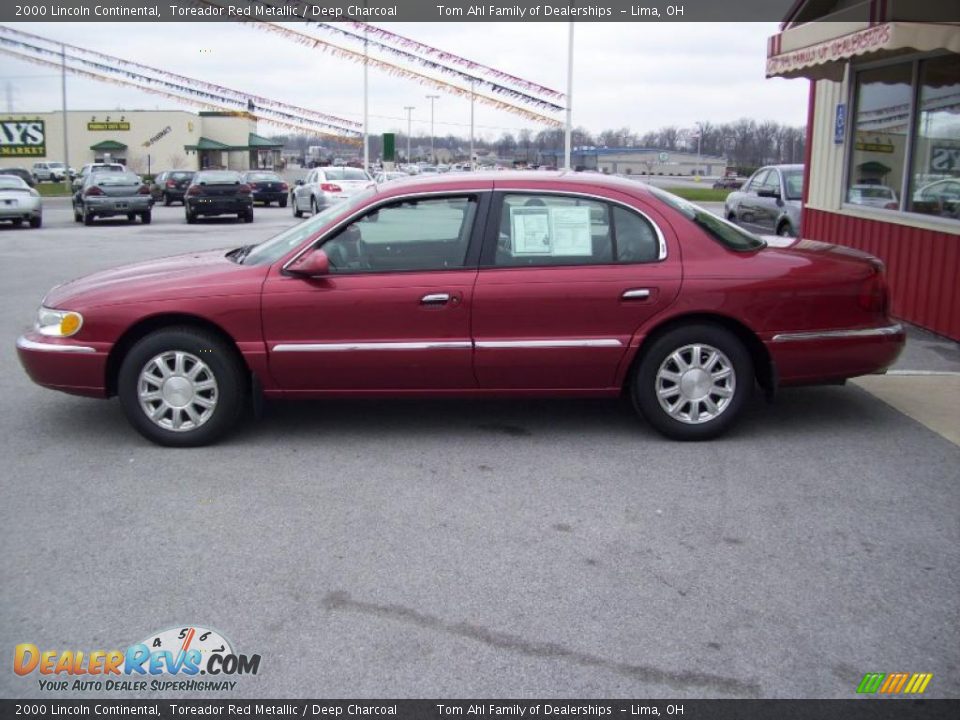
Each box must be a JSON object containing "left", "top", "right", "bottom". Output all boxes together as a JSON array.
[
  {"left": 295, "top": 179, "right": 305, "bottom": 186},
  {"left": 757, "top": 188, "right": 781, "bottom": 200},
  {"left": 287, "top": 249, "right": 330, "bottom": 278}
]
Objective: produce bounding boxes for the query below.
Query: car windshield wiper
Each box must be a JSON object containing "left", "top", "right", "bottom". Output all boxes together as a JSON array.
[{"left": 229, "top": 244, "right": 256, "bottom": 264}]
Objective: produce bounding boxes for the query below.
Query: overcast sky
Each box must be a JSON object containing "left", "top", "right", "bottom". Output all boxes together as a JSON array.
[{"left": 3, "top": 21, "right": 809, "bottom": 141}]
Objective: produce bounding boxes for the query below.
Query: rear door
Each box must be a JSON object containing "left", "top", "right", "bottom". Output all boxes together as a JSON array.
[
  {"left": 472, "top": 189, "right": 682, "bottom": 390},
  {"left": 263, "top": 191, "right": 489, "bottom": 391}
]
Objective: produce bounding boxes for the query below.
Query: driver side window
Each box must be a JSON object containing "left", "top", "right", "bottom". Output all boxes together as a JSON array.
[{"left": 321, "top": 195, "right": 478, "bottom": 274}]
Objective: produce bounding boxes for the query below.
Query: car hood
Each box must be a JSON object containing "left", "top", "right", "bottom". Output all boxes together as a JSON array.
[{"left": 43, "top": 249, "right": 269, "bottom": 309}]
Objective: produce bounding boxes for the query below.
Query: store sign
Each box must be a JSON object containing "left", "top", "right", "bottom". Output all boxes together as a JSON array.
[
  {"left": 142, "top": 126, "right": 172, "bottom": 148},
  {"left": 767, "top": 23, "right": 892, "bottom": 77},
  {"left": 930, "top": 146, "right": 960, "bottom": 173},
  {"left": 834, "top": 104, "right": 846, "bottom": 145},
  {"left": 855, "top": 142, "right": 894, "bottom": 154},
  {"left": 0, "top": 119, "right": 46, "bottom": 157},
  {"left": 88, "top": 122, "right": 131, "bottom": 131}
]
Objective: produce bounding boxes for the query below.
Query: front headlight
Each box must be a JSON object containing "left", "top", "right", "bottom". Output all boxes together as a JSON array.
[{"left": 36, "top": 307, "right": 84, "bottom": 337}]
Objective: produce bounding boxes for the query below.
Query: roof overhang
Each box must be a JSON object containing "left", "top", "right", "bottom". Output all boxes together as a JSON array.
[
  {"left": 90, "top": 140, "right": 127, "bottom": 151},
  {"left": 766, "top": 21, "right": 960, "bottom": 80}
]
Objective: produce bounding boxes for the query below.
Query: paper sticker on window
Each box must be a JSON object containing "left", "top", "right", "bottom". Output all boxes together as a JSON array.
[{"left": 509, "top": 205, "right": 592, "bottom": 257}]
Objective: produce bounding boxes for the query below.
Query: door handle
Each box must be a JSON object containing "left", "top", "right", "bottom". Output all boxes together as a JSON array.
[
  {"left": 622, "top": 288, "right": 652, "bottom": 300},
  {"left": 420, "top": 293, "right": 451, "bottom": 305}
]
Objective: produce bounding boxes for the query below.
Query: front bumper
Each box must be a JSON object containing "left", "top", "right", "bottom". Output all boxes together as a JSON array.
[
  {"left": 767, "top": 323, "right": 906, "bottom": 386},
  {"left": 16, "top": 334, "right": 109, "bottom": 398}
]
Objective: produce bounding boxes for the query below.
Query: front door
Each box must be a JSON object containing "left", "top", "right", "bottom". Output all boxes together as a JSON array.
[
  {"left": 262, "top": 193, "right": 487, "bottom": 391},
  {"left": 472, "top": 191, "right": 682, "bottom": 390}
]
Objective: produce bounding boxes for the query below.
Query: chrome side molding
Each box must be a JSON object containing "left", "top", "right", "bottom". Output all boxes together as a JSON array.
[{"left": 771, "top": 324, "right": 903, "bottom": 343}]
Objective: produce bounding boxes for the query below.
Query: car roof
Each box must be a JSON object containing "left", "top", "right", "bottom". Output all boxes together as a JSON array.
[{"left": 370, "top": 169, "right": 658, "bottom": 198}]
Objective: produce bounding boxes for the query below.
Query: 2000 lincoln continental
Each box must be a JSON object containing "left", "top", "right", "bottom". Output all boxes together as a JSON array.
[{"left": 16, "top": 172, "right": 904, "bottom": 446}]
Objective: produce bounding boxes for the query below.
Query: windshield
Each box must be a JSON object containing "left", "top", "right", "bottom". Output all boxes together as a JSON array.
[
  {"left": 240, "top": 188, "right": 376, "bottom": 266},
  {"left": 647, "top": 186, "right": 766, "bottom": 252},
  {"left": 783, "top": 169, "right": 804, "bottom": 200}
]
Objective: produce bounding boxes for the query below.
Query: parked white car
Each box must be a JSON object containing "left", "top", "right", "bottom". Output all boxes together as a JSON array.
[
  {"left": 847, "top": 184, "right": 899, "bottom": 209},
  {"left": 32, "top": 161, "right": 72, "bottom": 183},
  {"left": 291, "top": 166, "right": 373, "bottom": 218},
  {"left": 0, "top": 175, "right": 43, "bottom": 228}
]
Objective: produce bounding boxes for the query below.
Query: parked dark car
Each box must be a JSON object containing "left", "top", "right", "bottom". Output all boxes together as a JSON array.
[
  {"left": 241, "top": 170, "right": 288, "bottom": 207},
  {"left": 17, "top": 172, "right": 904, "bottom": 447},
  {"left": 0, "top": 167, "right": 36, "bottom": 188},
  {"left": 184, "top": 170, "right": 254, "bottom": 223},
  {"left": 712, "top": 176, "right": 744, "bottom": 190},
  {"left": 724, "top": 164, "right": 804, "bottom": 237},
  {"left": 72, "top": 171, "right": 153, "bottom": 225},
  {"left": 150, "top": 170, "right": 196, "bottom": 206}
]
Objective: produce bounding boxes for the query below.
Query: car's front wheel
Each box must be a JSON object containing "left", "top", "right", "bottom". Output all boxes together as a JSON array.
[
  {"left": 633, "top": 324, "right": 753, "bottom": 441},
  {"left": 117, "top": 328, "right": 246, "bottom": 447}
]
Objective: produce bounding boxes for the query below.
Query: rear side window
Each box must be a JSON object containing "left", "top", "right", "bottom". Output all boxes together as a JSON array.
[
  {"left": 648, "top": 186, "right": 765, "bottom": 252},
  {"left": 492, "top": 194, "right": 661, "bottom": 267}
]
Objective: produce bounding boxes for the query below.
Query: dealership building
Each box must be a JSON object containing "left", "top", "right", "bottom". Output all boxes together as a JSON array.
[
  {"left": 767, "top": 0, "right": 960, "bottom": 340},
  {"left": 0, "top": 109, "right": 283, "bottom": 175}
]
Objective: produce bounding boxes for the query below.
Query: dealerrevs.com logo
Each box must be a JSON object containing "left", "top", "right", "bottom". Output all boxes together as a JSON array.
[{"left": 14, "top": 626, "right": 261, "bottom": 692}]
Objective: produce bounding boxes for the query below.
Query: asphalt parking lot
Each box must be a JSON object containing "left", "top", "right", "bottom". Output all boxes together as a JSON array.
[{"left": 1, "top": 198, "right": 958, "bottom": 699}]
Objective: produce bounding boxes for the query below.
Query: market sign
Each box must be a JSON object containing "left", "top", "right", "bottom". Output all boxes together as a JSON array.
[
  {"left": 88, "top": 122, "right": 131, "bottom": 131},
  {"left": 930, "top": 146, "right": 960, "bottom": 173},
  {"left": 855, "top": 142, "right": 894, "bottom": 154},
  {"left": 0, "top": 119, "right": 45, "bottom": 157}
]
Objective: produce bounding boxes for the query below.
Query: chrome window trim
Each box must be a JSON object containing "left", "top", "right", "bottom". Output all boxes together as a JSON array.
[
  {"left": 280, "top": 186, "right": 669, "bottom": 273},
  {"left": 475, "top": 339, "right": 623, "bottom": 349},
  {"left": 16, "top": 336, "right": 96, "bottom": 354},
  {"left": 273, "top": 341, "right": 473, "bottom": 353},
  {"left": 496, "top": 189, "right": 668, "bottom": 262},
  {"left": 771, "top": 324, "right": 903, "bottom": 343}
]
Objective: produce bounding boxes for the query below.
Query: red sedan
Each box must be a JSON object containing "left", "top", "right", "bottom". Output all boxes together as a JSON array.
[{"left": 16, "top": 173, "right": 904, "bottom": 446}]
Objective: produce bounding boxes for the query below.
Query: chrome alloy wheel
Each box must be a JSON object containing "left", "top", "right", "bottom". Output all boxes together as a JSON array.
[
  {"left": 655, "top": 343, "right": 736, "bottom": 425},
  {"left": 137, "top": 351, "right": 219, "bottom": 432}
]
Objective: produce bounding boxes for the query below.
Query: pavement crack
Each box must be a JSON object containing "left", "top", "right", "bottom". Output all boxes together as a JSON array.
[{"left": 321, "top": 591, "right": 761, "bottom": 696}]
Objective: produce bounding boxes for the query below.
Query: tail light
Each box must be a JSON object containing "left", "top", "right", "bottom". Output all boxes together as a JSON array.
[
  {"left": 858, "top": 272, "right": 889, "bottom": 314},
  {"left": 883, "top": 201, "right": 898, "bottom": 210},
  {"left": 280, "top": 182, "right": 288, "bottom": 191},
  {"left": 166, "top": 179, "right": 177, "bottom": 188},
  {"left": 320, "top": 183, "right": 342, "bottom": 193},
  {"left": 84, "top": 186, "right": 104, "bottom": 197},
  {"left": 238, "top": 184, "right": 252, "bottom": 194},
  {"left": 187, "top": 185, "right": 202, "bottom": 196},
  {"left": 137, "top": 185, "right": 151, "bottom": 195}
]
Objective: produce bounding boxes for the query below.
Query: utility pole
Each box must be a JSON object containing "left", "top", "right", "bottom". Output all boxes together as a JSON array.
[
  {"left": 426, "top": 95, "right": 439, "bottom": 165},
  {"left": 564, "top": 22, "right": 574, "bottom": 170},
  {"left": 61, "top": 43, "right": 71, "bottom": 192},
  {"left": 362, "top": 16, "right": 369, "bottom": 172},
  {"left": 404, "top": 106, "right": 415, "bottom": 163},
  {"left": 469, "top": 80, "right": 475, "bottom": 170}
]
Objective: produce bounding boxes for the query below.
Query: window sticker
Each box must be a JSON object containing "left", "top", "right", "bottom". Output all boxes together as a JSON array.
[{"left": 509, "top": 205, "right": 592, "bottom": 257}]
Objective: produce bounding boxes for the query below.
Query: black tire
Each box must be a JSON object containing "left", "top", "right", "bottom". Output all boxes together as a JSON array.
[
  {"left": 73, "top": 205, "right": 82, "bottom": 223},
  {"left": 185, "top": 208, "right": 197, "bottom": 224},
  {"left": 310, "top": 196, "right": 319, "bottom": 215},
  {"left": 632, "top": 324, "right": 753, "bottom": 441},
  {"left": 127, "top": 213, "right": 137, "bottom": 222},
  {"left": 83, "top": 208, "right": 95, "bottom": 226},
  {"left": 279, "top": 197, "right": 288, "bottom": 208},
  {"left": 29, "top": 215, "right": 42, "bottom": 229},
  {"left": 242, "top": 208, "right": 254, "bottom": 223},
  {"left": 163, "top": 193, "right": 171, "bottom": 207},
  {"left": 293, "top": 196, "right": 303, "bottom": 218},
  {"left": 117, "top": 327, "right": 246, "bottom": 447},
  {"left": 141, "top": 210, "right": 152, "bottom": 224},
  {"left": 777, "top": 222, "right": 794, "bottom": 238},
  {"left": 12, "top": 218, "right": 23, "bottom": 227},
  {"left": 726, "top": 211, "right": 737, "bottom": 222}
]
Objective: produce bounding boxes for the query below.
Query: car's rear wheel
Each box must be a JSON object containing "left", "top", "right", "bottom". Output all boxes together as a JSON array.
[
  {"left": 293, "top": 196, "right": 303, "bottom": 218},
  {"left": 118, "top": 328, "right": 246, "bottom": 447},
  {"left": 311, "top": 196, "right": 319, "bottom": 215},
  {"left": 279, "top": 196, "right": 288, "bottom": 208},
  {"left": 241, "top": 208, "right": 254, "bottom": 223},
  {"left": 777, "top": 221, "right": 794, "bottom": 237},
  {"left": 185, "top": 208, "right": 197, "bottom": 224},
  {"left": 127, "top": 213, "right": 136, "bottom": 222},
  {"left": 12, "top": 218, "right": 23, "bottom": 227},
  {"left": 163, "top": 193, "right": 171, "bottom": 206},
  {"left": 29, "top": 216, "right": 41, "bottom": 229},
  {"left": 141, "top": 210, "right": 152, "bottom": 224},
  {"left": 73, "top": 206, "right": 82, "bottom": 223},
  {"left": 83, "top": 208, "right": 95, "bottom": 225},
  {"left": 633, "top": 324, "right": 752, "bottom": 441}
]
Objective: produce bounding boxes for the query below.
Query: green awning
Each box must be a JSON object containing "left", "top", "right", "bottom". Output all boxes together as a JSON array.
[
  {"left": 90, "top": 140, "right": 127, "bottom": 151},
  {"left": 248, "top": 133, "right": 283, "bottom": 149},
  {"left": 857, "top": 161, "right": 891, "bottom": 174},
  {"left": 185, "top": 137, "right": 231, "bottom": 151}
]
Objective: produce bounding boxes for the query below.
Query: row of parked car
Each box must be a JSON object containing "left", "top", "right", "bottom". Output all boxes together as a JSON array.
[{"left": 68, "top": 165, "right": 293, "bottom": 225}]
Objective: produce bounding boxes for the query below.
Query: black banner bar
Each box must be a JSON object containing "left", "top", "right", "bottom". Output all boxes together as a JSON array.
[
  {"left": 2, "top": 0, "right": 960, "bottom": 23},
  {"left": 2, "top": 700, "right": 959, "bottom": 720}
]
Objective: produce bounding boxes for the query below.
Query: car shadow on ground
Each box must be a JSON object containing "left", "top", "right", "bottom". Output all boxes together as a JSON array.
[{"left": 23, "top": 383, "right": 924, "bottom": 448}]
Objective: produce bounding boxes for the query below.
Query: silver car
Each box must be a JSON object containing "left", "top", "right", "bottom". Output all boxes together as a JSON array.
[
  {"left": 847, "top": 184, "right": 899, "bottom": 209},
  {"left": 292, "top": 166, "right": 373, "bottom": 218},
  {"left": 725, "top": 164, "right": 804, "bottom": 237},
  {"left": 0, "top": 175, "right": 42, "bottom": 228},
  {"left": 32, "top": 161, "right": 71, "bottom": 183},
  {"left": 73, "top": 171, "right": 154, "bottom": 225}
]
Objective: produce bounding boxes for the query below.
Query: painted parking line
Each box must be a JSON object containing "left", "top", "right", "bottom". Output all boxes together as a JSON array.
[{"left": 853, "top": 373, "right": 960, "bottom": 447}]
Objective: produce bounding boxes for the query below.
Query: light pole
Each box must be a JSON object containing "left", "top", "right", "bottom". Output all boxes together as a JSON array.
[
  {"left": 564, "top": 22, "right": 574, "bottom": 170},
  {"left": 362, "top": 20, "right": 369, "bottom": 172},
  {"left": 695, "top": 122, "right": 702, "bottom": 179},
  {"left": 426, "top": 95, "right": 439, "bottom": 165},
  {"left": 60, "top": 43, "right": 71, "bottom": 193},
  {"left": 469, "top": 80, "right": 475, "bottom": 170},
  {"left": 404, "top": 105, "right": 415, "bottom": 163}
]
